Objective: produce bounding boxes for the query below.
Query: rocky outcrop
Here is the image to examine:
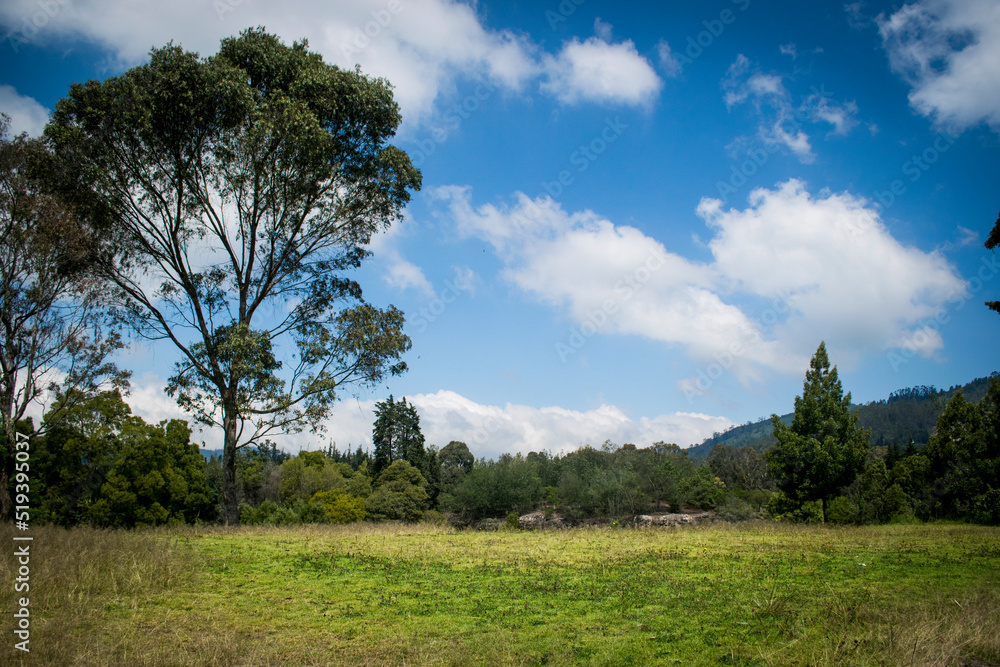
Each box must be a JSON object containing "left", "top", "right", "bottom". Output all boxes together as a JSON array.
[
  {"left": 636, "top": 512, "right": 714, "bottom": 526},
  {"left": 518, "top": 510, "right": 565, "bottom": 529}
]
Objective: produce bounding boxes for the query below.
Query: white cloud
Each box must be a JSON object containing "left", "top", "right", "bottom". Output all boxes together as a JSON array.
[
  {"left": 0, "top": 85, "right": 50, "bottom": 137},
  {"left": 698, "top": 179, "right": 967, "bottom": 361},
  {"left": 366, "top": 215, "right": 435, "bottom": 296},
  {"left": 436, "top": 185, "right": 793, "bottom": 382},
  {"left": 722, "top": 55, "right": 859, "bottom": 163},
  {"left": 435, "top": 180, "right": 967, "bottom": 385},
  {"left": 322, "top": 390, "right": 732, "bottom": 460},
  {"left": 593, "top": 17, "right": 613, "bottom": 42},
  {"left": 656, "top": 40, "right": 682, "bottom": 78},
  {"left": 0, "top": 0, "right": 659, "bottom": 133},
  {"left": 541, "top": 31, "right": 662, "bottom": 107},
  {"left": 879, "top": 0, "right": 1000, "bottom": 133}
]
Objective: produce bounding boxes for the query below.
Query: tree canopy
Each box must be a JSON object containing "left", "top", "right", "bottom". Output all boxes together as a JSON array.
[
  {"left": 45, "top": 29, "right": 420, "bottom": 524},
  {"left": 0, "top": 114, "right": 127, "bottom": 519}
]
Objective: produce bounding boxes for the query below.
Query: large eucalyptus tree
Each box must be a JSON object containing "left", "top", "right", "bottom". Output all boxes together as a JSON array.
[{"left": 46, "top": 29, "right": 420, "bottom": 524}]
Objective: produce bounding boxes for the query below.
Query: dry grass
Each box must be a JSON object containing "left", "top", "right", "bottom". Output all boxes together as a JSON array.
[{"left": 1, "top": 521, "right": 998, "bottom": 666}]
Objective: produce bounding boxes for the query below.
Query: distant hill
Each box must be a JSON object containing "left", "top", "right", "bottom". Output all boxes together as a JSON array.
[{"left": 686, "top": 372, "right": 999, "bottom": 462}]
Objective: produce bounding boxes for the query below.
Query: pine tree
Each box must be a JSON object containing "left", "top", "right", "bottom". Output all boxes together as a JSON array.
[
  {"left": 767, "top": 342, "right": 870, "bottom": 522},
  {"left": 371, "top": 396, "right": 426, "bottom": 479}
]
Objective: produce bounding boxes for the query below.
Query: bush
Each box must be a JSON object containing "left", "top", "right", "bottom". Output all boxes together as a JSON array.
[
  {"left": 715, "top": 495, "right": 755, "bottom": 522},
  {"left": 326, "top": 494, "right": 367, "bottom": 524},
  {"left": 826, "top": 496, "right": 856, "bottom": 524},
  {"left": 239, "top": 499, "right": 331, "bottom": 525}
]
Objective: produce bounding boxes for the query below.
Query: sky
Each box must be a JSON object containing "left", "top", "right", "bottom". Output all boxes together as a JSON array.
[{"left": 2, "top": 0, "right": 999, "bottom": 460}]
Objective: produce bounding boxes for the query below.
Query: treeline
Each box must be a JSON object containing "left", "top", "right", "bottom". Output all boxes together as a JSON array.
[{"left": 10, "top": 374, "right": 998, "bottom": 527}]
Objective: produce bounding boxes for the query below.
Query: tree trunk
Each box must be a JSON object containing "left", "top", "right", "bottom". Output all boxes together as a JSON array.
[
  {"left": 222, "top": 403, "right": 240, "bottom": 526},
  {"left": 0, "top": 386, "right": 16, "bottom": 520}
]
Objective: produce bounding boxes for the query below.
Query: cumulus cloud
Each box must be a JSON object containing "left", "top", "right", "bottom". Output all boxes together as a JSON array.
[
  {"left": 878, "top": 0, "right": 1000, "bottom": 133},
  {"left": 541, "top": 25, "right": 662, "bottom": 107},
  {"left": 0, "top": 0, "right": 659, "bottom": 132},
  {"left": 435, "top": 180, "right": 967, "bottom": 386},
  {"left": 698, "top": 180, "right": 966, "bottom": 362},
  {"left": 321, "top": 390, "right": 732, "bottom": 460},
  {"left": 0, "top": 85, "right": 50, "bottom": 137},
  {"left": 722, "top": 55, "right": 859, "bottom": 163}
]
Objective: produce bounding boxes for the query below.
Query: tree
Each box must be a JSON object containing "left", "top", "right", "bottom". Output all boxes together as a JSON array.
[
  {"left": 34, "top": 390, "right": 213, "bottom": 527},
  {"left": 0, "top": 115, "right": 127, "bottom": 519},
  {"left": 365, "top": 459, "right": 429, "bottom": 522},
  {"left": 767, "top": 342, "right": 869, "bottom": 522},
  {"left": 987, "top": 210, "right": 1000, "bottom": 314},
  {"left": 923, "top": 381, "right": 1000, "bottom": 524},
  {"left": 370, "top": 395, "right": 426, "bottom": 478},
  {"left": 46, "top": 30, "right": 420, "bottom": 524},
  {"left": 439, "top": 440, "right": 474, "bottom": 492}
]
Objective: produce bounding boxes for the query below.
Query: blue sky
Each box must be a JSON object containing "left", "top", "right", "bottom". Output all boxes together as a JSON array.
[{"left": 2, "top": 0, "right": 999, "bottom": 459}]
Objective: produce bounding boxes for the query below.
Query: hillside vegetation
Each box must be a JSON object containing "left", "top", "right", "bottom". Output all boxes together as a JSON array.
[{"left": 688, "top": 372, "right": 1000, "bottom": 461}]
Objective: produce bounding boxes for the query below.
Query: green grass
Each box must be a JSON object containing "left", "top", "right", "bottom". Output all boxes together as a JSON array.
[{"left": 3, "top": 522, "right": 999, "bottom": 665}]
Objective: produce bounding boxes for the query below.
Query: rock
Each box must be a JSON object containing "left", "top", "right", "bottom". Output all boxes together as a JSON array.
[
  {"left": 518, "top": 510, "right": 565, "bottom": 529},
  {"left": 636, "top": 512, "right": 714, "bottom": 527}
]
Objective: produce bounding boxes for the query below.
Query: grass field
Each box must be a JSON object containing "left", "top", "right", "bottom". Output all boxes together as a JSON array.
[{"left": 2, "top": 521, "right": 999, "bottom": 666}]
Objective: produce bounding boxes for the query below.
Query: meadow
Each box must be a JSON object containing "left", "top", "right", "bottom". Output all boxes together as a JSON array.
[{"left": 2, "top": 521, "right": 999, "bottom": 666}]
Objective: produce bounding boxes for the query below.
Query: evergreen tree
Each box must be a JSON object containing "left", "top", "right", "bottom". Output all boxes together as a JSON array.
[
  {"left": 371, "top": 396, "right": 426, "bottom": 479},
  {"left": 767, "top": 342, "right": 869, "bottom": 522},
  {"left": 924, "top": 380, "right": 1000, "bottom": 524}
]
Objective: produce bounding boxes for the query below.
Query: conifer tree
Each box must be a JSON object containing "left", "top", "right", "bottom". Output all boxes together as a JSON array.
[{"left": 767, "top": 342, "right": 869, "bottom": 522}]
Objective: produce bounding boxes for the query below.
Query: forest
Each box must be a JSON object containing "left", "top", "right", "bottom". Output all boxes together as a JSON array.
[{"left": 13, "top": 361, "right": 1000, "bottom": 529}]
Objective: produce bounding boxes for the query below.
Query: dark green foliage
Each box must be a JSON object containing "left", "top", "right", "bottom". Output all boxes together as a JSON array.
[
  {"left": 33, "top": 391, "right": 213, "bottom": 527},
  {"left": 277, "top": 450, "right": 346, "bottom": 504},
  {"left": 707, "top": 445, "right": 771, "bottom": 491},
  {"left": 689, "top": 374, "right": 999, "bottom": 461},
  {"left": 923, "top": 381, "right": 1000, "bottom": 524},
  {"left": 365, "top": 460, "right": 429, "bottom": 522},
  {"left": 767, "top": 343, "right": 870, "bottom": 522},
  {"left": 447, "top": 454, "right": 543, "bottom": 520},
  {"left": 239, "top": 498, "right": 331, "bottom": 525},
  {"left": 371, "top": 395, "right": 429, "bottom": 480}
]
